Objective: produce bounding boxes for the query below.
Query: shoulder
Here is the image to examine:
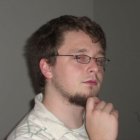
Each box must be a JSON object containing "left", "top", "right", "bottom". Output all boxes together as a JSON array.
[{"left": 7, "top": 112, "right": 54, "bottom": 140}]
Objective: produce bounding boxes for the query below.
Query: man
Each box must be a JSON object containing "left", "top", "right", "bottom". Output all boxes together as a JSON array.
[{"left": 7, "top": 15, "right": 119, "bottom": 140}]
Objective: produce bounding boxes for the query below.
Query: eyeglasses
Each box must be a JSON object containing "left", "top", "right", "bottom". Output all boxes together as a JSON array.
[{"left": 51, "top": 54, "right": 110, "bottom": 68}]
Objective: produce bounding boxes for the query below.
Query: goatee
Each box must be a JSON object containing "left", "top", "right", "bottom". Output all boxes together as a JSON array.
[{"left": 69, "top": 94, "right": 89, "bottom": 107}]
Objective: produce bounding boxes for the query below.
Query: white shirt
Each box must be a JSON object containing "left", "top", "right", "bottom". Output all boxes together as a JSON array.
[{"left": 7, "top": 93, "right": 89, "bottom": 140}]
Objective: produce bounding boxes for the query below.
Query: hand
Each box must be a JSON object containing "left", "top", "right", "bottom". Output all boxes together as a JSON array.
[{"left": 85, "top": 97, "right": 119, "bottom": 140}]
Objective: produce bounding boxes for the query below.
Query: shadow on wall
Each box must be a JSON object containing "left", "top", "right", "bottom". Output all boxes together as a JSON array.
[
  {"left": 135, "top": 111, "right": 140, "bottom": 122},
  {"left": 24, "top": 38, "right": 42, "bottom": 95}
]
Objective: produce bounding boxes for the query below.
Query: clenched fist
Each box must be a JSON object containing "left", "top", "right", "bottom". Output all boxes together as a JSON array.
[{"left": 85, "top": 97, "right": 119, "bottom": 140}]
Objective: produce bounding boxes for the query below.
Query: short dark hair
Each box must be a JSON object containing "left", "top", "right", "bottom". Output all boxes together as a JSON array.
[{"left": 24, "top": 15, "right": 106, "bottom": 93}]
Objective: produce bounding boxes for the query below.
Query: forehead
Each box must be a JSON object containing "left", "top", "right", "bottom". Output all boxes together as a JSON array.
[{"left": 58, "top": 31, "right": 105, "bottom": 55}]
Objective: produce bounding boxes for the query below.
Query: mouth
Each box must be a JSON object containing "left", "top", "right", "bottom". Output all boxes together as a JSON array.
[{"left": 82, "top": 80, "right": 97, "bottom": 86}]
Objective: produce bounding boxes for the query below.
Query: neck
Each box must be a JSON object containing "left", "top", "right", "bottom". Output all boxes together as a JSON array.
[{"left": 42, "top": 88, "right": 85, "bottom": 129}]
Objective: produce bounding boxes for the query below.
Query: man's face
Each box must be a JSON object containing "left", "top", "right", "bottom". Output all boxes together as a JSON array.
[{"left": 50, "top": 31, "right": 105, "bottom": 107}]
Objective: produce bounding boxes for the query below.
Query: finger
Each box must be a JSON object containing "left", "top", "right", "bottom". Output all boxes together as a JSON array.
[
  {"left": 95, "top": 101, "right": 106, "bottom": 110},
  {"left": 111, "top": 110, "right": 119, "bottom": 119},
  {"left": 86, "top": 97, "right": 100, "bottom": 113},
  {"left": 103, "top": 103, "right": 114, "bottom": 113}
]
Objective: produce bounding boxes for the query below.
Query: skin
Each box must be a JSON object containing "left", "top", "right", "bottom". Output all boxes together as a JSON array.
[
  {"left": 86, "top": 98, "right": 119, "bottom": 140},
  {"left": 40, "top": 30, "right": 119, "bottom": 140}
]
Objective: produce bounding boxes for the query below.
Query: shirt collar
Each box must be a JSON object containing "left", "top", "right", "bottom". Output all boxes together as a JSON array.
[{"left": 33, "top": 93, "right": 88, "bottom": 139}]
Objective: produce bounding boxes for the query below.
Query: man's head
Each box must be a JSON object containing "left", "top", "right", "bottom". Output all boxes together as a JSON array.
[{"left": 25, "top": 15, "right": 107, "bottom": 102}]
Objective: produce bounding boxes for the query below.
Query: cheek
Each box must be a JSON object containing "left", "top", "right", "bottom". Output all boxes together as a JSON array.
[
  {"left": 97, "top": 72, "right": 104, "bottom": 83},
  {"left": 53, "top": 64, "right": 80, "bottom": 79},
  {"left": 65, "top": 66, "right": 82, "bottom": 79},
  {"left": 61, "top": 65, "right": 83, "bottom": 84}
]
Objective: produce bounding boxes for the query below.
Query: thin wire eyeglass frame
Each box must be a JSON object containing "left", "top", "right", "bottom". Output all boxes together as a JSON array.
[{"left": 49, "top": 54, "right": 110, "bottom": 68}]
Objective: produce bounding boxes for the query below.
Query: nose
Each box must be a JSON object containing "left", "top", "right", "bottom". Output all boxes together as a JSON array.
[{"left": 87, "top": 59, "right": 100, "bottom": 73}]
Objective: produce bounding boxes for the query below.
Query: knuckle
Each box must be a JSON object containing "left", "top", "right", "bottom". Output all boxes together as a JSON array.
[{"left": 108, "top": 102, "right": 114, "bottom": 108}]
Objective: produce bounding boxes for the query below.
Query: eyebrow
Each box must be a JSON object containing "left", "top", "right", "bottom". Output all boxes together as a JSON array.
[
  {"left": 70, "top": 48, "right": 88, "bottom": 53},
  {"left": 75, "top": 49, "right": 87, "bottom": 53},
  {"left": 70, "top": 48, "right": 105, "bottom": 56}
]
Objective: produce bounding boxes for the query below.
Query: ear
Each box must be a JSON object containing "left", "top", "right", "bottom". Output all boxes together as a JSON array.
[{"left": 39, "top": 58, "right": 53, "bottom": 79}]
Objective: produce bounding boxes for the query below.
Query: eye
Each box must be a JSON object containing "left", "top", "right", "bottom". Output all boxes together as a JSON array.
[
  {"left": 77, "top": 55, "right": 86, "bottom": 60},
  {"left": 96, "top": 57, "right": 106, "bottom": 66},
  {"left": 75, "top": 55, "right": 89, "bottom": 63}
]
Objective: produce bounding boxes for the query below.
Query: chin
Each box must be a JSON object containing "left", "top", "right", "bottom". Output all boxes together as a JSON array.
[{"left": 68, "top": 94, "right": 94, "bottom": 107}]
